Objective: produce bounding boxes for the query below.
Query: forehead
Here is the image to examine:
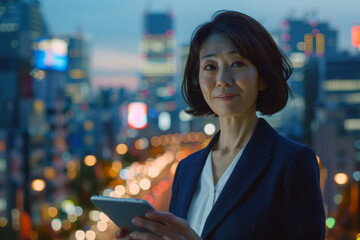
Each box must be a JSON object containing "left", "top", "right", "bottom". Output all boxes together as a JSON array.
[{"left": 199, "top": 34, "right": 238, "bottom": 57}]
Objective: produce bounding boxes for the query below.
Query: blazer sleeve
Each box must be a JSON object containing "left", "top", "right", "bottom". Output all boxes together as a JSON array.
[
  {"left": 169, "top": 160, "right": 184, "bottom": 215},
  {"left": 282, "top": 146, "right": 326, "bottom": 240}
]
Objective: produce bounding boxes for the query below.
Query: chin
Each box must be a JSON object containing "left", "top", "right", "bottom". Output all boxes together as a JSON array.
[{"left": 215, "top": 111, "right": 240, "bottom": 118}]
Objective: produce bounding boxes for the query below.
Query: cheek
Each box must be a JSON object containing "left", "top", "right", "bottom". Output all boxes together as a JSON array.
[
  {"left": 236, "top": 72, "right": 259, "bottom": 93},
  {"left": 199, "top": 76, "right": 211, "bottom": 99}
]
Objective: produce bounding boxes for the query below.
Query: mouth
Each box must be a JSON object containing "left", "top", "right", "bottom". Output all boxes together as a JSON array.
[{"left": 214, "top": 94, "right": 239, "bottom": 100}]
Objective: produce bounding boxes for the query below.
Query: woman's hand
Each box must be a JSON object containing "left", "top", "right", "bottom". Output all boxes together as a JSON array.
[
  {"left": 128, "top": 210, "right": 202, "bottom": 240},
  {"left": 115, "top": 228, "right": 131, "bottom": 240}
]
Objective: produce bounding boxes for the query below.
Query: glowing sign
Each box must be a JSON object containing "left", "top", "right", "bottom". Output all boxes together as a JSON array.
[
  {"left": 304, "top": 34, "right": 313, "bottom": 56},
  {"left": 128, "top": 102, "right": 147, "bottom": 129},
  {"left": 316, "top": 33, "right": 325, "bottom": 57},
  {"left": 351, "top": 26, "right": 360, "bottom": 48},
  {"left": 34, "top": 38, "right": 68, "bottom": 71}
]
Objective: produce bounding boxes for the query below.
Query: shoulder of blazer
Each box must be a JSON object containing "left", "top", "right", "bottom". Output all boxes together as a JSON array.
[{"left": 274, "top": 132, "right": 317, "bottom": 165}]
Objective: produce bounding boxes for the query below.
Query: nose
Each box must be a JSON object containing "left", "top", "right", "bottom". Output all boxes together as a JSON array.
[{"left": 217, "top": 67, "right": 233, "bottom": 87}]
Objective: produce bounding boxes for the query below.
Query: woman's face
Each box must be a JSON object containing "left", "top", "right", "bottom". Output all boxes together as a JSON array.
[{"left": 198, "top": 34, "right": 266, "bottom": 118}]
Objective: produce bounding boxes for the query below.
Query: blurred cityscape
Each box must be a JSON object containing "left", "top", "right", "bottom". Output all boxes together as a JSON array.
[{"left": 0, "top": 0, "right": 360, "bottom": 239}]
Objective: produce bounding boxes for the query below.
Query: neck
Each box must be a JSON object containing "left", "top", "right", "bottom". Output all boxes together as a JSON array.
[{"left": 215, "top": 113, "right": 259, "bottom": 151}]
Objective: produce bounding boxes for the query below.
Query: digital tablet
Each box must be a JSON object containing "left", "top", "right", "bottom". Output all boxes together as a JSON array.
[{"left": 91, "top": 195, "right": 155, "bottom": 233}]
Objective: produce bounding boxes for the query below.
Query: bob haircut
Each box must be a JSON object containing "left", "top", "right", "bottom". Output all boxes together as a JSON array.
[{"left": 182, "top": 10, "right": 293, "bottom": 116}]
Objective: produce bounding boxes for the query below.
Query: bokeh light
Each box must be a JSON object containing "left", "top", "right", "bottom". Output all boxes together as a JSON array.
[
  {"left": 150, "top": 136, "right": 161, "bottom": 147},
  {"left": 116, "top": 143, "right": 128, "bottom": 155},
  {"left": 134, "top": 138, "right": 149, "bottom": 150},
  {"left": 326, "top": 217, "right": 336, "bottom": 229},
  {"left": 83, "top": 120, "right": 94, "bottom": 131},
  {"left": 139, "top": 178, "right": 151, "bottom": 190},
  {"left": 61, "top": 200, "right": 75, "bottom": 214},
  {"left": 148, "top": 166, "right": 160, "bottom": 178},
  {"left": 31, "top": 179, "right": 46, "bottom": 191},
  {"left": 112, "top": 161, "right": 123, "bottom": 172},
  {"left": 68, "top": 213, "right": 77, "bottom": 223},
  {"left": 334, "top": 173, "right": 348, "bottom": 185},
  {"left": 43, "top": 167, "right": 57, "bottom": 180},
  {"left": 97, "top": 221, "right": 107, "bottom": 232},
  {"left": 89, "top": 210, "right": 100, "bottom": 222},
  {"left": 204, "top": 123, "right": 216, "bottom": 135},
  {"left": 51, "top": 218, "right": 62, "bottom": 231},
  {"left": 48, "top": 207, "right": 58, "bottom": 218},
  {"left": 333, "top": 194, "right": 343, "bottom": 205},
  {"left": 0, "top": 217, "right": 8, "bottom": 227},
  {"left": 86, "top": 230, "right": 96, "bottom": 240},
  {"left": 115, "top": 185, "right": 126, "bottom": 196},
  {"left": 62, "top": 220, "right": 71, "bottom": 230},
  {"left": 74, "top": 206, "right": 83, "bottom": 217},
  {"left": 129, "top": 183, "right": 140, "bottom": 195},
  {"left": 100, "top": 212, "right": 110, "bottom": 222},
  {"left": 84, "top": 155, "right": 97, "bottom": 167},
  {"left": 75, "top": 230, "right": 85, "bottom": 240}
]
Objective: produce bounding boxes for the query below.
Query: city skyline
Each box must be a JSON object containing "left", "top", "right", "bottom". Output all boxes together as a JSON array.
[
  {"left": 1, "top": 1, "right": 360, "bottom": 238},
  {"left": 40, "top": 0, "right": 360, "bottom": 91}
]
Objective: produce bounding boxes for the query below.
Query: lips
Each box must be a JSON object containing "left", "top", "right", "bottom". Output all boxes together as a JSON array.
[{"left": 214, "top": 93, "right": 239, "bottom": 100}]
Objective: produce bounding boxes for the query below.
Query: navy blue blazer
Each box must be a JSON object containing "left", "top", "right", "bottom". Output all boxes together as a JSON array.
[{"left": 169, "top": 118, "right": 325, "bottom": 240}]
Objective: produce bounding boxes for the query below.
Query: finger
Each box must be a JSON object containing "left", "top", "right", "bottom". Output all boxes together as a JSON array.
[
  {"left": 117, "top": 236, "right": 131, "bottom": 240},
  {"left": 145, "top": 211, "right": 188, "bottom": 228},
  {"left": 129, "top": 231, "right": 162, "bottom": 240},
  {"left": 116, "top": 229, "right": 123, "bottom": 238},
  {"left": 132, "top": 217, "right": 180, "bottom": 238},
  {"left": 116, "top": 229, "right": 131, "bottom": 240}
]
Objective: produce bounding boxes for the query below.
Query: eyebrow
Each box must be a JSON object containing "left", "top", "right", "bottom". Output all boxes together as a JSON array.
[{"left": 200, "top": 49, "right": 239, "bottom": 60}]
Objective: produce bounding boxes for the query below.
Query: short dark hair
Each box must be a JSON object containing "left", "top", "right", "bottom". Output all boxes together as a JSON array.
[{"left": 182, "top": 10, "right": 293, "bottom": 116}]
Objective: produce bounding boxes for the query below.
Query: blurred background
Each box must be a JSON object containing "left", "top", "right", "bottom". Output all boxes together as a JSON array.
[{"left": 0, "top": 0, "right": 359, "bottom": 239}]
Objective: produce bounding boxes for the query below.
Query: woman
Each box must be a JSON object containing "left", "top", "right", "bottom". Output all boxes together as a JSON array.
[{"left": 117, "top": 10, "right": 325, "bottom": 240}]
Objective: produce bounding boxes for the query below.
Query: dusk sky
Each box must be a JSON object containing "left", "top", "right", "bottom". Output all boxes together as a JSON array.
[{"left": 40, "top": 0, "right": 360, "bottom": 91}]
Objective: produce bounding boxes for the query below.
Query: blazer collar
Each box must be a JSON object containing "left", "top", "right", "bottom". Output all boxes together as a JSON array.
[
  {"left": 176, "top": 118, "right": 278, "bottom": 228},
  {"left": 176, "top": 129, "right": 220, "bottom": 219},
  {"left": 201, "top": 118, "right": 278, "bottom": 238}
]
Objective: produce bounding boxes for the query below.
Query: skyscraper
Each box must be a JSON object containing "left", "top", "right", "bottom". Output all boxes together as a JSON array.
[
  {"left": 138, "top": 11, "right": 178, "bottom": 135},
  {"left": 274, "top": 17, "right": 338, "bottom": 144},
  {"left": 0, "top": 0, "right": 47, "bottom": 234},
  {"left": 309, "top": 54, "right": 360, "bottom": 216},
  {"left": 66, "top": 32, "right": 91, "bottom": 105}
]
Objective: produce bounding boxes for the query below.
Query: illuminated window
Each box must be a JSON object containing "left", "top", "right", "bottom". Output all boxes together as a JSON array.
[
  {"left": 325, "top": 80, "right": 360, "bottom": 91},
  {"left": 304, "top": 34, "right": 313, "bottom": 56},
  {"left": 344, "top": 119, "right": 360, "bottom": 131},
  {"left": 316, "top": 33, "right": 325, "bottom": 57}
]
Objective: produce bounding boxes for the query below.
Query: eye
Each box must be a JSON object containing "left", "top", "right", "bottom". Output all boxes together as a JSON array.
[
  {"left": 204, "top": 64, "right": 216, "bottom": 71},
  {"left": 231, "top": 61, "right": 246, "bottom": 68}
]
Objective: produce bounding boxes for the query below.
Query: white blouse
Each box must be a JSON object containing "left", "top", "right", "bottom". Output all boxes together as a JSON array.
[{"left": 187, "top": 148, "right": 244, "bottom": 236}]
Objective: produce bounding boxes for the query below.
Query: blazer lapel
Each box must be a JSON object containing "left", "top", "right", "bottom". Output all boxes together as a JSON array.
[
  {"left": 176, "top": 131, "right": 220, "bottom": 219},
  {"left": 201, "top": 118, "right": 278, "bottom": 239}
]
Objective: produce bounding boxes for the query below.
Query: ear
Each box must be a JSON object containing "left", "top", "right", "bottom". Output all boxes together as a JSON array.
[{"left": 258, "top": 78, "right": 267, "bottom": 91}]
